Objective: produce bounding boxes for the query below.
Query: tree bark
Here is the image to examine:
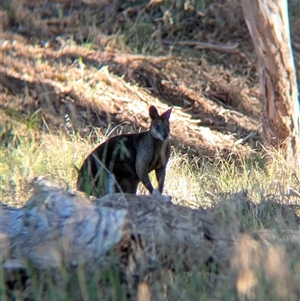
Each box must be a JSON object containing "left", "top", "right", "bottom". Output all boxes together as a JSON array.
[{"left": 241, "top": 0, "right": 300, "bottom": 169}]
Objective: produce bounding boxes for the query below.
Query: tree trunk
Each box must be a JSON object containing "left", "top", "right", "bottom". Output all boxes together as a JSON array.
[{"left": 241, "top": 0, "right": 300, "bottom": 169}]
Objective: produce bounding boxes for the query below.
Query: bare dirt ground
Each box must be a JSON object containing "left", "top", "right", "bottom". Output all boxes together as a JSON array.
[{"left": 1, "top": 0, "right": 299, "bottom": 159}]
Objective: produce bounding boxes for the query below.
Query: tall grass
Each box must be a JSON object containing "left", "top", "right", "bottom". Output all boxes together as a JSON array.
[{"left": 1, "top": 117, "right": 299, "bottom": 208}]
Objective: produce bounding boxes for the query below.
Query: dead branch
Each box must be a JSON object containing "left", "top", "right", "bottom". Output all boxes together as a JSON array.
[{"left": 163, "top": 40, "right": 239, "bottom": 53}]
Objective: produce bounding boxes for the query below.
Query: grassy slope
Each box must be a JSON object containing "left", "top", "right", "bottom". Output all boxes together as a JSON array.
[{"left": 1, "top": 0, "right": 300, "bottom": 300}]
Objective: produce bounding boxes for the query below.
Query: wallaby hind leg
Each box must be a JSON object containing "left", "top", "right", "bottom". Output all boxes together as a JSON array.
[
  {"left": 77, "top": 159, "right": 110, "bottom": 197},
  {"left": 117, "top": 177, "right": 139, "bottom": 194},
  {"left": 113, "top": 164, "right": 139, "bottom": 194}
]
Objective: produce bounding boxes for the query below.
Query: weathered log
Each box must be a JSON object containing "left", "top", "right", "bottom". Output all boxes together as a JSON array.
[
  {"left": 1, "top": 178, "right": 152, "bottom": 300},
  {"left": 1, "top": 180, "right": 131, "bottom": 270},
  {"left": 1, "top": 177, "right": 238, "bottom": 273}
]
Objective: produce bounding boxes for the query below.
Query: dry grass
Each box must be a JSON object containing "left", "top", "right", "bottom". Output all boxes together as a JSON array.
[{"left": 1, "top": 116, "right": 299, "bottom": 208}]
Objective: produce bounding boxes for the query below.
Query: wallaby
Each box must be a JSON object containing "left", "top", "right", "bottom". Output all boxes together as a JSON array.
[{"left": 77, "top": 105, "right": 172, "bottom": 198}]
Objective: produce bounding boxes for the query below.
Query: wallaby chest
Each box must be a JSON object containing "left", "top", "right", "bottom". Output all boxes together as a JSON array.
[{"left": 147, "top": 138, "right": 170, "bottom": 171}]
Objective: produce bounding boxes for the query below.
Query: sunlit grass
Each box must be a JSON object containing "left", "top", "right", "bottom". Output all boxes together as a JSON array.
[
  {"left": 165, "top": 150, "right": 298, "bottom": 207},
  {"left": 0, "top": 120, "right": 98, "bottom": 206}
]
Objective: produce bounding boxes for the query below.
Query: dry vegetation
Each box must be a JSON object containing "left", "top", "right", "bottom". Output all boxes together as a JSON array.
[{"left": 1, "top": 0, "right": 300, "bottom": 300}]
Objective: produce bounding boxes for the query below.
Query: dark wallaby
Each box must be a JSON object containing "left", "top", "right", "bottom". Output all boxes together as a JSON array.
[{"left": 77, "top": 105, "right": 172, "bottom": 197}]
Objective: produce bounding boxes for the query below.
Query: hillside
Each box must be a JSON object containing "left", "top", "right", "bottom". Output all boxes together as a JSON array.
[{"left": 2, "top": 0, "right": 299, "bottom": 159}]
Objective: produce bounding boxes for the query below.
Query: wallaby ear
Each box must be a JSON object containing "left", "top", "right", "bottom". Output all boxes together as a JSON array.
[
  {"left": 149, "top": 106, "right": 159, "bottom": 120},
  {"left": 161, "top": 107, "right": 172, "bottom": 120}
]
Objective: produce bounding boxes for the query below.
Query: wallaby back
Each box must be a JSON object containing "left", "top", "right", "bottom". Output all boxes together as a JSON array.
[{"left": 77, "top": 105, "right": 172, "bottom": 197}]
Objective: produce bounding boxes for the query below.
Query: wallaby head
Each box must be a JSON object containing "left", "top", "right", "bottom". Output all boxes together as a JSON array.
[{"left": 149, "top": 106, "right": 172, "bottom": 141}]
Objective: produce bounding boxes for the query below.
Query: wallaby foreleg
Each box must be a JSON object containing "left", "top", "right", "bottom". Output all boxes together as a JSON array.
[
  {"left": 138, "top": 172, "right": 154, "bottom": 194},
  {"left": 155, "top": 167, "right": 166, "bottom": 193},
  {"left": 136, "top": 157, "right": 154, "bottom": 194}
]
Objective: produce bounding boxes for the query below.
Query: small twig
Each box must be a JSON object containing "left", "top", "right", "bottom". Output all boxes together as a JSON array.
[{"left": 112, "top": 53, "right": 176, "bottom": 65}]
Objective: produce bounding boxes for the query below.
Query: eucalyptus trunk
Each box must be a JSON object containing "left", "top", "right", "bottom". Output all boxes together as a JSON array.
[{"left": 241, "top": 0, "right": 299, "bottom": 168}]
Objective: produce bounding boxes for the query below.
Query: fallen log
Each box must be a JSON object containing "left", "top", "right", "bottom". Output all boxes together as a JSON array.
[
  {"left": 1, "top": 179, "right": 131, "bottom": 270},
  {"left": 1, "top": 177, "right": 238, "bottom": 271}
]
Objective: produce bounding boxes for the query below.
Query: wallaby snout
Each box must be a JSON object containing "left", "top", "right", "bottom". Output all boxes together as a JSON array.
[
  {"left": 162, "top": 131, "right": 168, "bottom": 140},
  {"left": 150, "top": 120, "right": 170, "bottom": 141}
]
